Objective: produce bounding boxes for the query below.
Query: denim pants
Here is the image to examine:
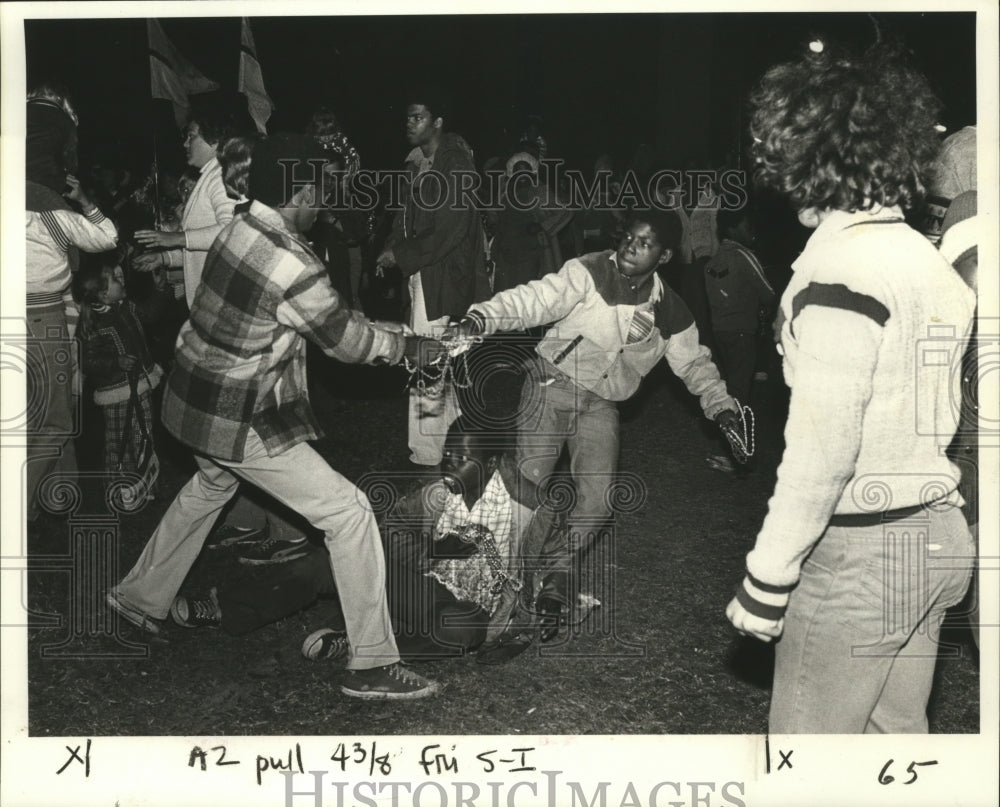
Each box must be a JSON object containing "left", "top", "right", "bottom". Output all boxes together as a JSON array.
[
  {"left": 221, "top": 537, "right": 488, "bottom": 657},
  {"left": 25, "top": 303, "right": 78, "bottom": 519},
  {"left": 712, "top": 329, "right": 757, "bottom": 407},
  {"left": 113, "top": 429, "right": 399, "bottom": 669},
  {"left": 770, "top": 504, "right": 974, "bottom": 733},
  {"left": 515, "top": 363, "right": 619, "bottom": 548}
]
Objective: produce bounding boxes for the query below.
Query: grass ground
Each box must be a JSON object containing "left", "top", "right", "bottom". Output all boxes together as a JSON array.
[{"left": 25, "top": 346, "right": 980, "bottom": 736}]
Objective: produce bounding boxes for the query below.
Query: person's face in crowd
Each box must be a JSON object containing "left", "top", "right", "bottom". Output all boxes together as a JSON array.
[
  {"left": 616, "top": 221, "right": 671, "bottom": 278},
  {"left": 100, "top": 265, "right": 126, "bottom": 305},
  {"left": 184, "top": 122, "right": 217, "bottom": 169},
  {"left": 281, "top": 182, "right": 321, "bottom": 234},
  {"left": 441, "top": 434, "right": 496, "bottom": 507},
  {"left": 406, "top": 105, "right": 441, "bottom": 149}
]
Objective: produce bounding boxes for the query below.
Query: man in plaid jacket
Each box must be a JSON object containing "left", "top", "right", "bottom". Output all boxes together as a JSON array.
[{"left": 109, "top": 134, "right": 444, "bottom": 700}]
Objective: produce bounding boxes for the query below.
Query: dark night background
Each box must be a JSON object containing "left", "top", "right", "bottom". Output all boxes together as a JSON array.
[
  {"left": 25, "top": 12, "right": 977, "bottom": 177},
  {"left": 19, "top": 10, "right": 986, "bottom": 743}
]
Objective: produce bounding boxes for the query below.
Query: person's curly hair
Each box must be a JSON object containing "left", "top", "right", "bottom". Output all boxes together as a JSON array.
[{"left": 749, "top": 43, "right": 943, "bottom": 213}]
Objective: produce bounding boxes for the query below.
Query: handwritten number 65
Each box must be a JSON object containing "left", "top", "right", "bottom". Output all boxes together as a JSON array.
[{"left": 878, "top": 759, "right": 939, "bottom": 785}]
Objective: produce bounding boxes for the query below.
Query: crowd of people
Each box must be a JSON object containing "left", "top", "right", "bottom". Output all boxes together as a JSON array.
[{"left": 24, "top": 34, "right": 980, "bottom": 728}]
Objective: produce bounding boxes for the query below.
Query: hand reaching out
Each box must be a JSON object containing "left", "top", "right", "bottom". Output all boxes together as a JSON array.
[
  {"left": 134, "top": 229, "right": 185, "bottom": 250},
  {"left": 403, "top": 336, "right": 448, "bottom": 368}
]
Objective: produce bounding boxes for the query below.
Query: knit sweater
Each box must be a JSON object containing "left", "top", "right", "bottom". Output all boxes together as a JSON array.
[
  {"left": 737, "top": 206, "right": 976, "bottom": 620},
  {"left": 26, "top": 182, "right": 118, "bottom": 307},
  {"left": 161, "top": 158, "right": 235, "bottom": 308}
]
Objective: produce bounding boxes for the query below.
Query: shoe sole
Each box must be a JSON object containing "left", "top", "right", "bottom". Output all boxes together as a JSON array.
[
  {"left": 206, "top": 529, "right": 266, "bottom": 549},
  {"left": 302, "top": 629, "right": 349, "bottom": 661},
  {"left": 106, "top": 592, "right": 161, "bottom": 635},
  {"left": 339, "top": 682, "right": 441, "bottom": 701},
  {"left": 169, "top": 601, "right": 220, "bottom": 629},
  {"left": 237, "top": 548, "right": 310, "bottom": 566}
]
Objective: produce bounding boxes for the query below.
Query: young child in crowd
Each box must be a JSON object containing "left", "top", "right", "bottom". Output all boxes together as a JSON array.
[
  {"left": 703, "top": 207, "right": 775, "bottom": 472},
  {"left": 75, "top": 251, "right": 166, "bottom": 495}
]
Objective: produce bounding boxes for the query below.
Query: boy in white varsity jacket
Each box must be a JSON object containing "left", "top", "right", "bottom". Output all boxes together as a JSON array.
[
  {"left": 455, "top": 207, "right": 740, "bottom": 615},
  {"left": 726, "top": 43, "right": 977, "bottom": 733}
]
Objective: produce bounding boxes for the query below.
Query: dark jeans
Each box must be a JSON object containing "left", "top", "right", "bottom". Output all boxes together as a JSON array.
[
  {"left": 219, "top": 543, "right": 489, "bottom": 657},
  {"left": 712, "top": 330, "right": 757, "bottom": 406}
]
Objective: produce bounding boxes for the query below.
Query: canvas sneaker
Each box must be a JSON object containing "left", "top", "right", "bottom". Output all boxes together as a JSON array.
[
  {"left": 204, "top": 523, "right": 266, "bottom": 550},
  {"left": 301, "top": 628, "right": 350, "bottom": 662},
  {"left": 106, "top": 590, "right": 163, "bottom": 636},
  {"left": 340, "top": 663, "right": 440, "bottom": 700},
  {"left": 236, "top": 535, "right": 310, "bottom": 566},
  {"left": 170, "top": 588, "right": 222, "bottom": 628}
]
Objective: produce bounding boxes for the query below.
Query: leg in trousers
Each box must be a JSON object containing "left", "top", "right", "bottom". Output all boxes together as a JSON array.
[
  {"left": 218, "top": 430, "right": 399, "bottom": 670},
  {"left": 114, "top": 455, "right": 241, "bottom": 618},
  {"left": 25, "top": 304, "right": 78, "bottom": 520}
]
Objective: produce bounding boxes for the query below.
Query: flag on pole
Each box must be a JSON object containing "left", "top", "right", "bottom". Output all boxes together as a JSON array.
[
  {"left": 238, "top": 18, "right": 274, "bottom": 134},
  {"left": 147, "top": 19, "right": 219, "bottom": 127}
]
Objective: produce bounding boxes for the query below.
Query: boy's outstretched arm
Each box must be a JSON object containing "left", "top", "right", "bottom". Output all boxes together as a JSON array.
[
  {"left": 460, "top": 258, "right": 593, "bottom": 336},
  {"left": 662, "top": 322, "right": 737, "bottom": 419}
]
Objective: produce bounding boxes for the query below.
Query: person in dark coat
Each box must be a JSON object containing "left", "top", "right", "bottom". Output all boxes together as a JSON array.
[{"left": 376, "top": 86, "right": 491, "bottom": 468}]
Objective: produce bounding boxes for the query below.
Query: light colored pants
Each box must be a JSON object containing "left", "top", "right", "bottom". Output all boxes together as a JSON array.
[
  {"left": 770, "top": 504, "right": 974, "bottom": 733},
  {"left": 515, "top": 362, "right": 619, "bottom": 543},
  {"left": 113, "top": 429, "right": 399, "bottom": 669},
  {"left": 25, "top": 303, "right": 78, "bottom": 520},
  {"left": 407, "top": 272, "right": 459, "bottom": 465}
]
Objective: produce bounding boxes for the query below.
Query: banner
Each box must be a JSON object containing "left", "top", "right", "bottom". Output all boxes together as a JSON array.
[
  {"left": 238, "top": 17, "right": 274, "bottom": 134},
  {"left": 147, "top": 19, "right": 219, "bottom": 127}
]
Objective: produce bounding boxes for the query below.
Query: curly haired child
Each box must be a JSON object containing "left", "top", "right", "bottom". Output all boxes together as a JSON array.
[
  {"left": 725, "top": 41, "right": 977, "bottom": 733},
  {"left": 75, "top": 251, "right": 165, "bottom": 488}
]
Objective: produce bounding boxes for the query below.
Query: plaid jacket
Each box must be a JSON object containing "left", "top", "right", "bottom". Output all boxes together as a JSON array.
[{"left": 162, "top": 201, "right": 406, "bottom": 462}]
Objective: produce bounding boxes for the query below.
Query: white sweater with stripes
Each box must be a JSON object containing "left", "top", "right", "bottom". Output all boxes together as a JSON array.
[
  {"left": 739, "top": 206, "right": 976, "bottom": 619},
  {"left": 26, "top": 204, "right": 118, "bottom": 307}
]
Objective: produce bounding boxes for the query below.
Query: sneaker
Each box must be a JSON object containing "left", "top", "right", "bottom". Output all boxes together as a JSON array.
[
  {"left": 706, "top": 453, "right": 737, "bottom": 473},
  {"left": 301, "top": 628, "right": 350, "bottom": 662},
  {"left": 236, "top": 535, "right": 310, "bottom": 566},
  {"left": 205, "top": 523, "right": 266, "bottom": 550},
  {"left": 170, "top": 588, "right": 222, "bottom": 628},
  {"left": 340, "top": 662, "right": 440, "bottom": 700},
  {"left": 106, "top": 590, "right": 163, "bottom": 635}
]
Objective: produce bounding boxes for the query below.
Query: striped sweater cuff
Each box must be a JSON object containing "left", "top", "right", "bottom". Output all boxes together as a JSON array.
[
  {"left": 83, "top": 206, "right": 107, "bottom": 224},
  {"left": 735, "top": 571, "right": 796, "bottom": 621}
]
